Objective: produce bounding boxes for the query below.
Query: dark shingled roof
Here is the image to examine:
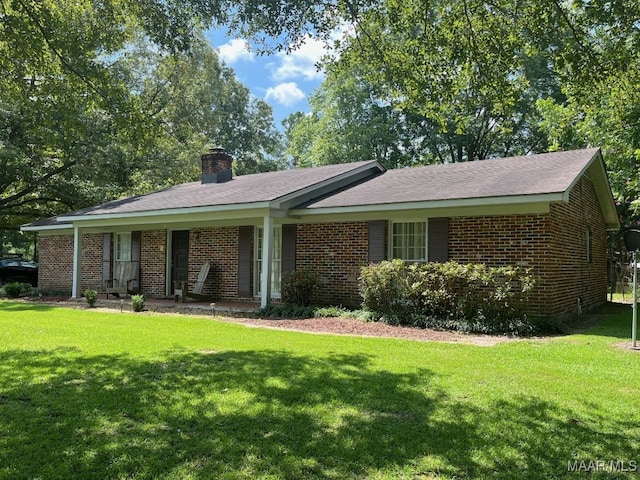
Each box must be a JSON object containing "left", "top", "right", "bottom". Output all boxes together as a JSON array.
[
  {"left": 300, "top": 148, "right": 602, "bottom": 209},
  {"left": 61, "top": 160, "right": 379, "bottom": 217},
  {"left": 24, "top": 148, "right": 613, "bottom": 231}
]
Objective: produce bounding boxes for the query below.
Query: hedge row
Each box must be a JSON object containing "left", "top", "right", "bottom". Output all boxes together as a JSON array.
[{"left": 359, "top": 260, "right": 539, "bottom": 334}]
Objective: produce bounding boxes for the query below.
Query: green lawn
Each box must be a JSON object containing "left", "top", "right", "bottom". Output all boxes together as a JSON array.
[{"left": 0, "top": 301, "right": 639, "bottom": 479}]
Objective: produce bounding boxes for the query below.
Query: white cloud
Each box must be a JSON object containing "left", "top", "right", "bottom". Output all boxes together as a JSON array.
[
  {"left": 268, "top": 26, "right": 355, "bottom": 83},
  {"left": 265, "top": 82, "right": 306, "bottom": 106},
  {"left": 217, "top": 39, "right": 254, "bottom": 64},
  {"left": 270, "top": 35, "right": 328, "bottom": 82}
]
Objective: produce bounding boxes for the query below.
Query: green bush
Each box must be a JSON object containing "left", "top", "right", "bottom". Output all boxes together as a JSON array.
[
  {"left": 3, "top": 282, "right": 23, "bottom": 298},
  {"left": 131, "top": 294, "right": 145, "bottom": 312},
  {"left": 84, "top": 289, "right": 98, "bottom": 307},
  {"left": 255, "top": 303, "right": 316, "bottom": 318},
  {"left": 255, "top": 304, "right": 368, "bottom": 320},
  {"left": 359, "top": 260, "right": 537, "bottom": 334},
  {"left": 280, "top": 268, "right": 319, "bottom": 306}
]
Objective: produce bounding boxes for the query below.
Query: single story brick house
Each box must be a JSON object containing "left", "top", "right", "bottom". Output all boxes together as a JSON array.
[{"left": 22, "top": 147, "right": 619, "bottom": 316}]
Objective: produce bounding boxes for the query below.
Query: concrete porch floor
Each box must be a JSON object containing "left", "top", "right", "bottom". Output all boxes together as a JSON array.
[{"left": 74, "top": 294, "right": 262, "bottom": 316}]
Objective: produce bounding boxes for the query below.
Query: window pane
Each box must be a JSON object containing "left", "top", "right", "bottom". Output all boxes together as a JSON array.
[
  {"left": 255, "top": 226, "right": 282, "bottom": 296},
  {"left": 115, "top": 233, "right": 132, "bottom": 262},
  {"left": 391, "top": 222, "right": 426, "bottom": 262}
]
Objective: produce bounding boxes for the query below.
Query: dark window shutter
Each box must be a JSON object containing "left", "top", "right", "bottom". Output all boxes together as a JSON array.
[
  {"left": 282, "top": 224, "right": 297, "bottom": 276},
  {"left": 428, "top": 218, "right": 449, "bottom": 262},
  {"left": 368, "top": 220, "right": 387, "bottom": 263},
  {"left": 238, "top": 226, "right": 252, "bottom": 297},
  {"left": 102, "top": 233, "right": 112, "bottom": 283},
  {"left": 131, "top": 231, "right": 141, "bottom": 290}
]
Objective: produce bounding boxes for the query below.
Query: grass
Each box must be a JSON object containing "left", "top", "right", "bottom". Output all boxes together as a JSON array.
[{"left": 0, "top": 301, "right": 639, "bottom": 479}]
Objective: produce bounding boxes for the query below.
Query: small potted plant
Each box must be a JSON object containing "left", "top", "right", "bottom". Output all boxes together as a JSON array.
[
  {"left": 84, "top": 289, "right": 98, "bottom": 308},
  {"left": 131, "top": 294, "right": 145, "bottom": 312}
]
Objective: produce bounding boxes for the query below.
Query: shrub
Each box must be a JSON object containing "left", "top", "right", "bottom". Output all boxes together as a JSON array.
[
  {"left": 358, "top": 259, "right": 407, "bottom": 316},
  {"left": 255, "top": 304, "right": 367, "bottom": 320},
  {"left": 84, "top": 289, "right": 98, "bottom": 307},
  {"left": 359, "top": 260, "right": 537, "bottom": 334},
  {"left": 131, "top": 294, "right": 145, "bottom": 312},
  {"left": 255, "top": 303, "right": 314, "bottom": 318},
  {"left": 280, "top": 268, "right": 319, "bottom": 306},
  {"left": 3, "top": 282, "right": 23, "bottom": 298}
]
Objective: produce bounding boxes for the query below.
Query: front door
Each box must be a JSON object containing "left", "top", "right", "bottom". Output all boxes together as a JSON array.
[{"left": 171, "top": 230, "right": 189, "bottom": 292}]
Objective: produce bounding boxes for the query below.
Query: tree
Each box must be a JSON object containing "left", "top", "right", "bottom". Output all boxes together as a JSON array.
[
  {"left": 286, "top": 65, "right": 436, "bottom": 168},
  {"left": 0, "top": 0, "right": 283, "bottom": 233},
  {"left": 230, "top": 0, "right": 640, "bottom": 227},
  {"left": 121, "top": 34, "right": 284, "bottom": 194}
]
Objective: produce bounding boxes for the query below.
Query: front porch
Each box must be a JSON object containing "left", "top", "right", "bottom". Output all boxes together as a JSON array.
[{"left": 72, "top": 295, "right": 261, "bottom": 316}]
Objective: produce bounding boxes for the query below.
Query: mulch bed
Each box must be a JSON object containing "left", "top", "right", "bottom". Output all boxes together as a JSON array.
[{"left": 8, "top": 295, "right": 517, "bottom": 346}]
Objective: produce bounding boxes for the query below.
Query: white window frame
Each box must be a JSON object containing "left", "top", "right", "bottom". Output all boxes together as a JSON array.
[
  {"left": 255, "top": 225, "right": 282, "bottom": 297},
  {"left": 390, "top": 221, "right": 427, "bottom": 262},
  {"left": 115, "top": 232, "right": 132, "bottom": 262}
]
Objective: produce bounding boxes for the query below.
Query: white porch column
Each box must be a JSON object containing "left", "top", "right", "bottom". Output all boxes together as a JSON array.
[
  {"left": 71, "top": 226, "right": 83, "bottom": 298},
  {"left": 260, "top": 214, "right": 274, "bottom": 308}
]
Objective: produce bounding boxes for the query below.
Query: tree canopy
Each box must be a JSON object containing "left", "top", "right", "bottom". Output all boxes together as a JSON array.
[
  {"left": 2, "top": 0, "right": 640, "bottom": 240},
  {"left": 0, "top": 0, "right": 283, "bottom": 235},
  {"left": 273, "top": 0, "right": 640, "bottom": 230}
]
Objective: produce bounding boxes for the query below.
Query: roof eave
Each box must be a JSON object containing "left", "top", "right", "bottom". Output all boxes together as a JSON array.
[
  {"left": 57, "top": 201, "right": 273, "bottom": 224},
  {"left": 20, "top": 223, "right": 73, "bottom": 233},
  {"left": 291, "top": 192, "right": 566, "bottom": 216},
  {"left": 561, "top": 148, "right": 620, "bottom": 231}
]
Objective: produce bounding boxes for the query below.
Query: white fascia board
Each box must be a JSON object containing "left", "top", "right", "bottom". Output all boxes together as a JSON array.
[
  {"left": 290, "top": 193, "right": 564, "bottom": 218},
  {"left": 57, "top": 201, "right": 272, "bottom": 226},
  {"left": 561, "top": 150, "right": 620, "bottom": 230},
  {"left": 20, "top": 224, "right": 73, "bottom": 234},
  {"left": 562, "top": 148, "right": 600, "bottom": 202},
  {"left": 271, "top": 162, "right": 384, "bottom": 210},
  {"left": 589, "top": 155, "right": 620, "bottom": 230}
]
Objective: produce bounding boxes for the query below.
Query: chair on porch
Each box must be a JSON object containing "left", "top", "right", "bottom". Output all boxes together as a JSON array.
[
  {"left": 174, "top": 262, "right": 212, "bottom": 303},
  {"left": 104, "top": 262, "right": 138, "bottom": 299}
]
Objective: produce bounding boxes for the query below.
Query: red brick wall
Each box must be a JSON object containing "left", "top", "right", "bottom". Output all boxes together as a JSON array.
[
  {"left": 140, "top": 230, "right": 167, "bottom": 296},
  {"left": 37, "top": 233, "right": 104, "bottom": 293},
  {"left": 38, "top": 234, "right": 74, "bottom": 293},
  {"left": 189, "top": 227, "right": 239, "bottom": 300},
  {"left": 547, "top": 177, "right": 607, "bottom": 316},
  {"left": 80, "top": 233, "right": 104, "bottom": 292},
  {"left": 35, "top": 173, "right": 607, "bottom": 315},
  {"left": 297, "top": 222, "right": 369, "bottom": 307},
  {"left": 449, "top": 176, "right": 607, "bottom": 316},
  {"left": 450, "top": 214, "right": 552, "bottom": 314}
]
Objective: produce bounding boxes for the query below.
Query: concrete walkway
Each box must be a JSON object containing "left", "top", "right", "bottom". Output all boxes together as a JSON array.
[{"left": 71, "top": 295, "right": 261, "bottom": 316}]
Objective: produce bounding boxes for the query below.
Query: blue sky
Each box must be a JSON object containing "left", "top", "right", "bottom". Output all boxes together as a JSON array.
[{"left": 205, "top": 29, "right": 328, "bottom": 128}]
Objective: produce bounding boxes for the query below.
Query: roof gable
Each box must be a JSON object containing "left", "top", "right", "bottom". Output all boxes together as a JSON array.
[
  {"left": 58, "top": 160, "right": 383, "bottom": 220},
  {"left": 301, "top": 149, "right": 602, "bottom": 207},
  {"left": 22, "top": 148, "right": 620, "bottom": 231},
  {"left": 296, "top": 148, "right": 619, "bottom": 230}
]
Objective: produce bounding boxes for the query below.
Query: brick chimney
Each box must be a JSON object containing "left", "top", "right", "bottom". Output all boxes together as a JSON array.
[{"left": 201, "top": 147, "right": 233, "bottom": 184}]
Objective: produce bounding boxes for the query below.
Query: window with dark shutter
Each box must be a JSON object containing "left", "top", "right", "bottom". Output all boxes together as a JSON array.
[
  {"left": 282, "top": 224, "right": 297, "bottom": 275},
  {"left": 238, "top": 226, "right": 252, "bottom": 297},
  {"left": 131, "top": 231, "right": 141, "bottom": 291},
  {"left": 368, "top": 220, "right": 386, "bottom": 263},
  {"left": 102, "top": 233, "right": 111, "bottom": 283},
  {"left": 428, "top": 218, "right": 449, "bottom": 262}
]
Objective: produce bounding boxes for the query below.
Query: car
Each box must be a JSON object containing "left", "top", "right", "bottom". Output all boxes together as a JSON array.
[{"left": 0, "top": 257, "right": 38, "bottom": 287}]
